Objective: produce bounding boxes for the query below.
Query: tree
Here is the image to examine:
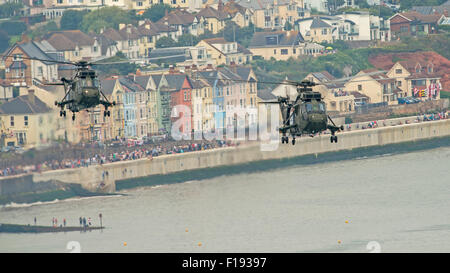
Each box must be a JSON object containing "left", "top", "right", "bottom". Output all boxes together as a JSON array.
[
  {"left": 0, "top": 30, "right": 10, "bottom": 53},
  {"left": 60, "top": 10, "right": 88, "bottom": 30},
  {"left": 369, "top": 5, "right": 395, "bottom": 19},
  {"left": 176, "top": 34, "right": 200, "bottom": 47},
  {"left": 0, "top": 3, "right": 23, "bottom": 19},
  {"left": 355, "top": 0, "right": 370, "bottom": 9},
  {"left": 141, "top": 4, "right": 173, "bottom": 22},
  {"left": 218, "top": 21, "right": 256, "bottom": 47},
  {"left": 29, "top": 21, "right": 58, "bottom": 40},
  {"left": 0, "top": 21, "right": 26, "bottom": 36},
  {"left": 155, "top": 36, "right": 176, "bottom": 48},
  {"left": 284, "top": 21, "right": 293, "bottom": 31},
  {"left": 81, "top": 7, "right": 135, "bottom": 34},
  {"left": 93, "top": 52, "right": 138, "bottom": 76}
]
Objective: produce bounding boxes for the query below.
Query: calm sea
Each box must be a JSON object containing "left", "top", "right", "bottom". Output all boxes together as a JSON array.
[{"left": 1, "top": 146, "right": 449, "bottom": 253}]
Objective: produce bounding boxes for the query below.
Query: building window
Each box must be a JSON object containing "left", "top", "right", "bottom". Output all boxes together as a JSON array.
[
  {"left": 24, "top": 116, "right": 28, "bottom": 126},
  {"left": 358, "top": 84, "right": 362, "bottom": 91},
  {"left": 10, "top": 116, "right": 14, "bottom": 126},
  {"left": 397, "top": 81, "right": 402, "bottom": 87},
  {"left": 395, "top": 69, "right": 402, "bottom": 74},
  {"left": 273, "top": 49, "right": 277, "bottom": 54},
  {"left": 281, "top": 49, "right": 288, "bottom": 55}
]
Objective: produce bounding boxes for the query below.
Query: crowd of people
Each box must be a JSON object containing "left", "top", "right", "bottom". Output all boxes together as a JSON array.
[{"left": 0, "top": 140, "right": 232, "bottom": 177}]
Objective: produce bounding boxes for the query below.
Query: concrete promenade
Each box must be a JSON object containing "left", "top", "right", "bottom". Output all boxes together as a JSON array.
[{"left": 5, "top": 118, "right": 444, "bottom": 194}]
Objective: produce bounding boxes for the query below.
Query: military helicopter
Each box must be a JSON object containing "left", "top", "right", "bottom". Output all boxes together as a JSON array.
[
  {"left": 194, "top": 75, "right": 344, "bottom": 145},
  {"left": 54, "top": 60, "right": 116, "bottom": 121},
  {"left": 0, "top": 55, "right": 124, "bottom": 121},
  {"left": 267, "top": 79, "right": 344, "bottom": 145}
]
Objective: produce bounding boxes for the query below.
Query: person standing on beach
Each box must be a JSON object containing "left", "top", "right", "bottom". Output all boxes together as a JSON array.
[
  {"left": 79, "top": 217, "right": 82, "bottom": 227},
  {"left": 63, "top": 218, "right": 66, "bottom": 227},
  {"left": 34, "top": 217, "right": 36, "bottom": 226}
]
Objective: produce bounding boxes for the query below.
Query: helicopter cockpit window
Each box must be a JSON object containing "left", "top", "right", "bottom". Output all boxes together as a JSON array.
[
  {"left": 306, "top": 103, "right": 325, "bottom": 112},
  {"left": 80, "top": 77, "right": 98, "bottom": 88}
]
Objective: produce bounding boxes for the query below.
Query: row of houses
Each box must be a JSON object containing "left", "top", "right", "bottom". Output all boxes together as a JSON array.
[
  {"left": 0, "top": 64, "right": 259, "bottom": 148},
  {"left": 304, "top": 59, "right": 443, "bottom": 113}
]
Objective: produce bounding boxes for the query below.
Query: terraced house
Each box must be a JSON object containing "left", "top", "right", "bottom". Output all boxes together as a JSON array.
[
  {"left": 2, "top": 41, "right": 59, "bottom": 87},
  {"left": 44, "top": 30, "right": 102, "bottom": 62},
  {"left": 0, "top": 90, "right": 55, "bottom": 148}
]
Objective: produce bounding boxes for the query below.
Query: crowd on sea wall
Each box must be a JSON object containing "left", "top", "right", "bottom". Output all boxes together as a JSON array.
[{"left": 0, "top": 140, "right": 232, "bottom": 177}]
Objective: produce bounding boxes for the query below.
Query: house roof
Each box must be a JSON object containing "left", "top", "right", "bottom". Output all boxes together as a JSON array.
[
  {"left": 7, "top": 42, "right": 58, "bottom": 65},
  {"left": 310, "top": 17, "right": 332, "bottom": 29},
  {"left": 236, "top": 0, "right": 290, "bottom": 10},
  {"left": 134, "top": 75, "right": 151, "bottom": 90},
  {"left": 360, "top": 69, "right": 395, "bottom": 84},
  {"left": 45, "top": 30, "right": 96, "bottom": 51},
  {"left": 102, "top": 28, "right": 123, "bottom": 41},
  {"left": 118, "top": 25, "right": 141, "bottom": 40},
  {"left": 164, "top": 74, "right": 190, "bottom": 91},
  {"left": 310, "top": 71, "right": 335, "bottom": 82},
  {"left": 148, "top": 47, "right": 191, "bottom": 63},
  {"left": 249, "top": 31, "right": 304, "bottom": 48},
  {"left": 93, "top": 34, "right": 117, "bottom": 56},
  {"left": 257, "top": 88, "right": 277, "bottom": 101},
  {"left": 0, "top": 94, "right": 52, "bottom": 115},
  {"left": 391, "top": 11, "right": 441, "bottom": 24},
  {"left": 202, "top": 38, "right": 251, "bottom": 55},
  {"left": 197, "top": 5, "right": 229, "bottom": 20},
  {"left": 158, "top": 9, "right": 197, "bottom": 26},
  {"left": 100, "top": 78, "right": 117, "bottom": 95},
  {"left": 118, "top": 77, "right": 145, "bottom": 93},
  {"left": 138, "top": 20, "right": 176, "bottom": 37},
  {"left": 350, "top": 91, "right": 369, "bottom": 99}
]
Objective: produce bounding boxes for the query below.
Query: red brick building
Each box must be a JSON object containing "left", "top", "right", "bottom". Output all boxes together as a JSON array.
[{"left": 389, "top": 11, "right": 441, "bottom": 39}]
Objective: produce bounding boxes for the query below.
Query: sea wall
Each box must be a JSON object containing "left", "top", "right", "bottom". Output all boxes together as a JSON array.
[{"left": 1, "top": 119, "right": 450, "bottom": 200}]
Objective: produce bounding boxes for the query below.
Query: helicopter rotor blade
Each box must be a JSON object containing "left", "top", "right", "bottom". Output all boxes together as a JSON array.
[{"left": 0, "top": 54, "right": 77, "bottom": 66}]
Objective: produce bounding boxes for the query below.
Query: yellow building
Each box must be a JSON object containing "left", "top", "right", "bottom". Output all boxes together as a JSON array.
[
  {"left": 248, "top": 0, "right": 308, "bottom": 29},
  {"left": 345, "top": 69, "right": 400, "bottom": 105},
  {"left": 0, "top": 90, "right": 56, "bottom": 148},
  {"left": 134, "top": 74, "right": 160, "bottom": 135},
  {"left": 197, "top": 5, "right": 229, "bottom": 34},
  {"left": 304, "top": 17, "right": 333, "bottom": 43},
  {"left": 305, "top": 71, "right": 355, "bottom": 113},
  {"left": 386, "top": 60, "right": 441, "bottom": 99},
  {"left": 196, "top": 38, "right": 252, "bottom": 66},
  {"left": 100, "top": 78, "right": 125, "bottom": 139},
  {"left": 249, "top": 30, "right": 307, "bottom": 61}
]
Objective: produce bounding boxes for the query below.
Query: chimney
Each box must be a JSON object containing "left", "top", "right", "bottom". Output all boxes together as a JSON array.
[
  {"left": 136, "top": 69, "right": 142, "bottom": 76},
  {"left": 28, "top": 89, "right": 35, "bottom": 105},
  {"left": 169, "top": 65, "right": 175, "bottom": 74},
  {"left": 127, "top": 73, "right": 135, "bottom": 82}
]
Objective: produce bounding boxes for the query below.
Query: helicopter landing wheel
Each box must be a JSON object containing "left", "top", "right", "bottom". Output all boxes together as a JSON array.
[
  {"left": 292, "top": 138, "right": 296, "bottom": 145},
  {"left": 107, "top": 110, "right": 111, "bottom": 117},
  {"left": 59, "top": 110, "right": 63, "bottom": 117},
  {"left": 63, "top": 110, "right": 66, "bottom": 117},
  {"left": 72, "top": 114, "right": 75, "bottom": 121},
  {"left": 330, "top": 135, "right": 337, "bottom": 143}
]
